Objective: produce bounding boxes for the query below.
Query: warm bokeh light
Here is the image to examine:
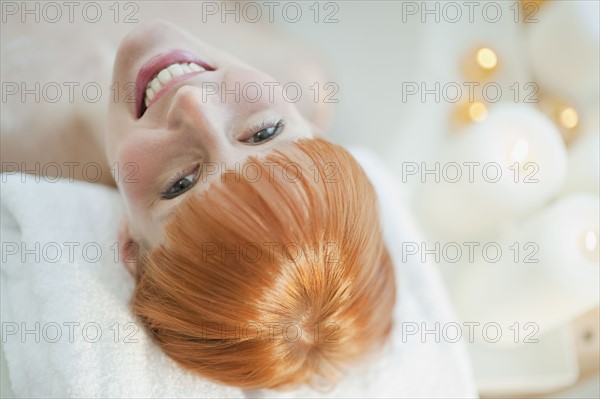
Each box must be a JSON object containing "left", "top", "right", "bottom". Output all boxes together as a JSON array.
[
  {"left": 476, "top": 48, "right": 498, "bottom": 71},
  {"left": 454, "top": 101, "right": 488, "bottom": 126},
  {"left": 559, "top": 106, "right": 579, "bottom": 130},
  {"left": 463, "top": 46, "right": 499, "bottom": 80},
  {"left": 536, "top": 93, "right": 581, "bottom": 145},
  {"left": 468, "top": 102, "right": 488, "bottom": 122}
]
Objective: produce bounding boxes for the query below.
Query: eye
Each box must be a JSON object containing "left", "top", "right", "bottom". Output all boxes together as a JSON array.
[
  {"left": 246, "top": 119, "right": 284, "bottom": 144},
  {"left": 161, "top": 167, "right": 198, "bottom": 200}
]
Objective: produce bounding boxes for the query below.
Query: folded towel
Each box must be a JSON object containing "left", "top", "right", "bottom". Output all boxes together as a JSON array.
[{"left": 0, "top": 148, "right": 477, "bottom": 398}]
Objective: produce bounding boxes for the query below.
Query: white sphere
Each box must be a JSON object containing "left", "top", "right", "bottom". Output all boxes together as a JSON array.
[{"left": 420, "top": 104, "right": 568, "bottom": 239}]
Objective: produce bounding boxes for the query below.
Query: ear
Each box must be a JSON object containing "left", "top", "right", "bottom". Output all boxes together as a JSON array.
[{"left": 118, "top": 217, "right": 141, "bottom": 278}]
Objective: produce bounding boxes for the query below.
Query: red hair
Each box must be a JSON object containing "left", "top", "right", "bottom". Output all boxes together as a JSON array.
[{"left": 132, "top": 137, "right": 396, "bottom": 390}]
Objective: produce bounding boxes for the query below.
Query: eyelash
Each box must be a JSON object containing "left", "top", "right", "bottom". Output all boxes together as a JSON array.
[
  {"left": 160, "top": 118, "right": 285, "bottom": 200},
  {"left": 160, "top": 165, "right": 199, "bottom": 200},
  {"left": 243, "top": 118, "right": 285, "bottom": 144}
]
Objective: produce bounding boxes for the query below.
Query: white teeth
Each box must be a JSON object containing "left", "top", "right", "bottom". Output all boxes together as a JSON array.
[
  {"left": 167, "top": 64, "right": 184, "bottom": 77},
  {"left": 157, "top": 69, "right": 172, "bottom": 84},
  {"left": 150, "top": 78, "right": 161, "bottom": 92},
  {"left": 144, "top": 62, "right": 206, "bottom": 110},
  {"left": 145, "top": 87, "right": 155, "bottom": 101},
  {"left": 189, "top": 63, "right": 203, "bottom": 72}
]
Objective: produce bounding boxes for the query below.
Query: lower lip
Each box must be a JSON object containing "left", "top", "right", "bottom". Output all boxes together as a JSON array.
[{"left": 135, "top": 50, "right": 214, "bottom": 118}]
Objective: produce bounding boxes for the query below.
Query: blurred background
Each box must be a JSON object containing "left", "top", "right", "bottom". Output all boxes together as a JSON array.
[
  {"left": 286, "top": 1, "right": 599, "bottom": 396},
  {"left": 1, "top": 0, "right": 599, "bottom": 397}
]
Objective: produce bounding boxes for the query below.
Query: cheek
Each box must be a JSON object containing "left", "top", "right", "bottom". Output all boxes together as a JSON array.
[
  {"left": 115, "top": 138, "right": 162, "bottom": 209},
  {"left": 115, "top": 140, "right": 167, "bottom": 246}
]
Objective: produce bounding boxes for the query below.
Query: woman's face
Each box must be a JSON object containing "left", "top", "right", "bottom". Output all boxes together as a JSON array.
[{"left": 107, "top": 21, "right": 314, "bottom": 247}]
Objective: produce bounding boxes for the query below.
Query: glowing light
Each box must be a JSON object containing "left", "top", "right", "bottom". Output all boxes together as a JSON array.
[
  {"left": 454, "top": 101, "right": 489, "bottom": 126},
  {"left": 468, "top": 102, "right": 488, "bottom": 122},
  {"left": 559, "top": 107, "right": 579, "bottom": 129},
  {"left": 476, "top": 48, "right": 498, "bottom": 71},
  {"left": 510, "top": 138, "right": 530, "bottom": 164},
  {"left": 584, "top": 230, "right": 599, "bottom": 253},
  {"left": 581, "top": 230, "right": 599, "bottom": 263}
]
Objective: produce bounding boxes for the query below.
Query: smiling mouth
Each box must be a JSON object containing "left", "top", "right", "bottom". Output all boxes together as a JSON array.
[{"left": 135, "top": 50, "right": 215, "bottom": 118}]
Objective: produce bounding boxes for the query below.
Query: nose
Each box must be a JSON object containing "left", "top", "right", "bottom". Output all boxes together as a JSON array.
[{"left": 166, "top": 85, "right": 230, "bottom": 156}]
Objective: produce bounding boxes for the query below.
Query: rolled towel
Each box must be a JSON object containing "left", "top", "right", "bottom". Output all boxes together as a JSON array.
[{"left": 0, "top": 147, "right": 477, "bottom": 398}]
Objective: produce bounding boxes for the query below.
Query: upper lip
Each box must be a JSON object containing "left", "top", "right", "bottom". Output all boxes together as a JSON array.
[{"left": 135, "top": 49, "right": 214, "bottom": 118}]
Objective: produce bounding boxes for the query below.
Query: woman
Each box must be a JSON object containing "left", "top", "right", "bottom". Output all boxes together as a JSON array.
[{"left": 3, "top": 20, "right": 396, "bottom": 390}]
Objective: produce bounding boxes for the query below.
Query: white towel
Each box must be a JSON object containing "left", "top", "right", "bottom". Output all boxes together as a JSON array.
[{"left": 0, "top": 148, "right": 477, "bottom": 398}]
